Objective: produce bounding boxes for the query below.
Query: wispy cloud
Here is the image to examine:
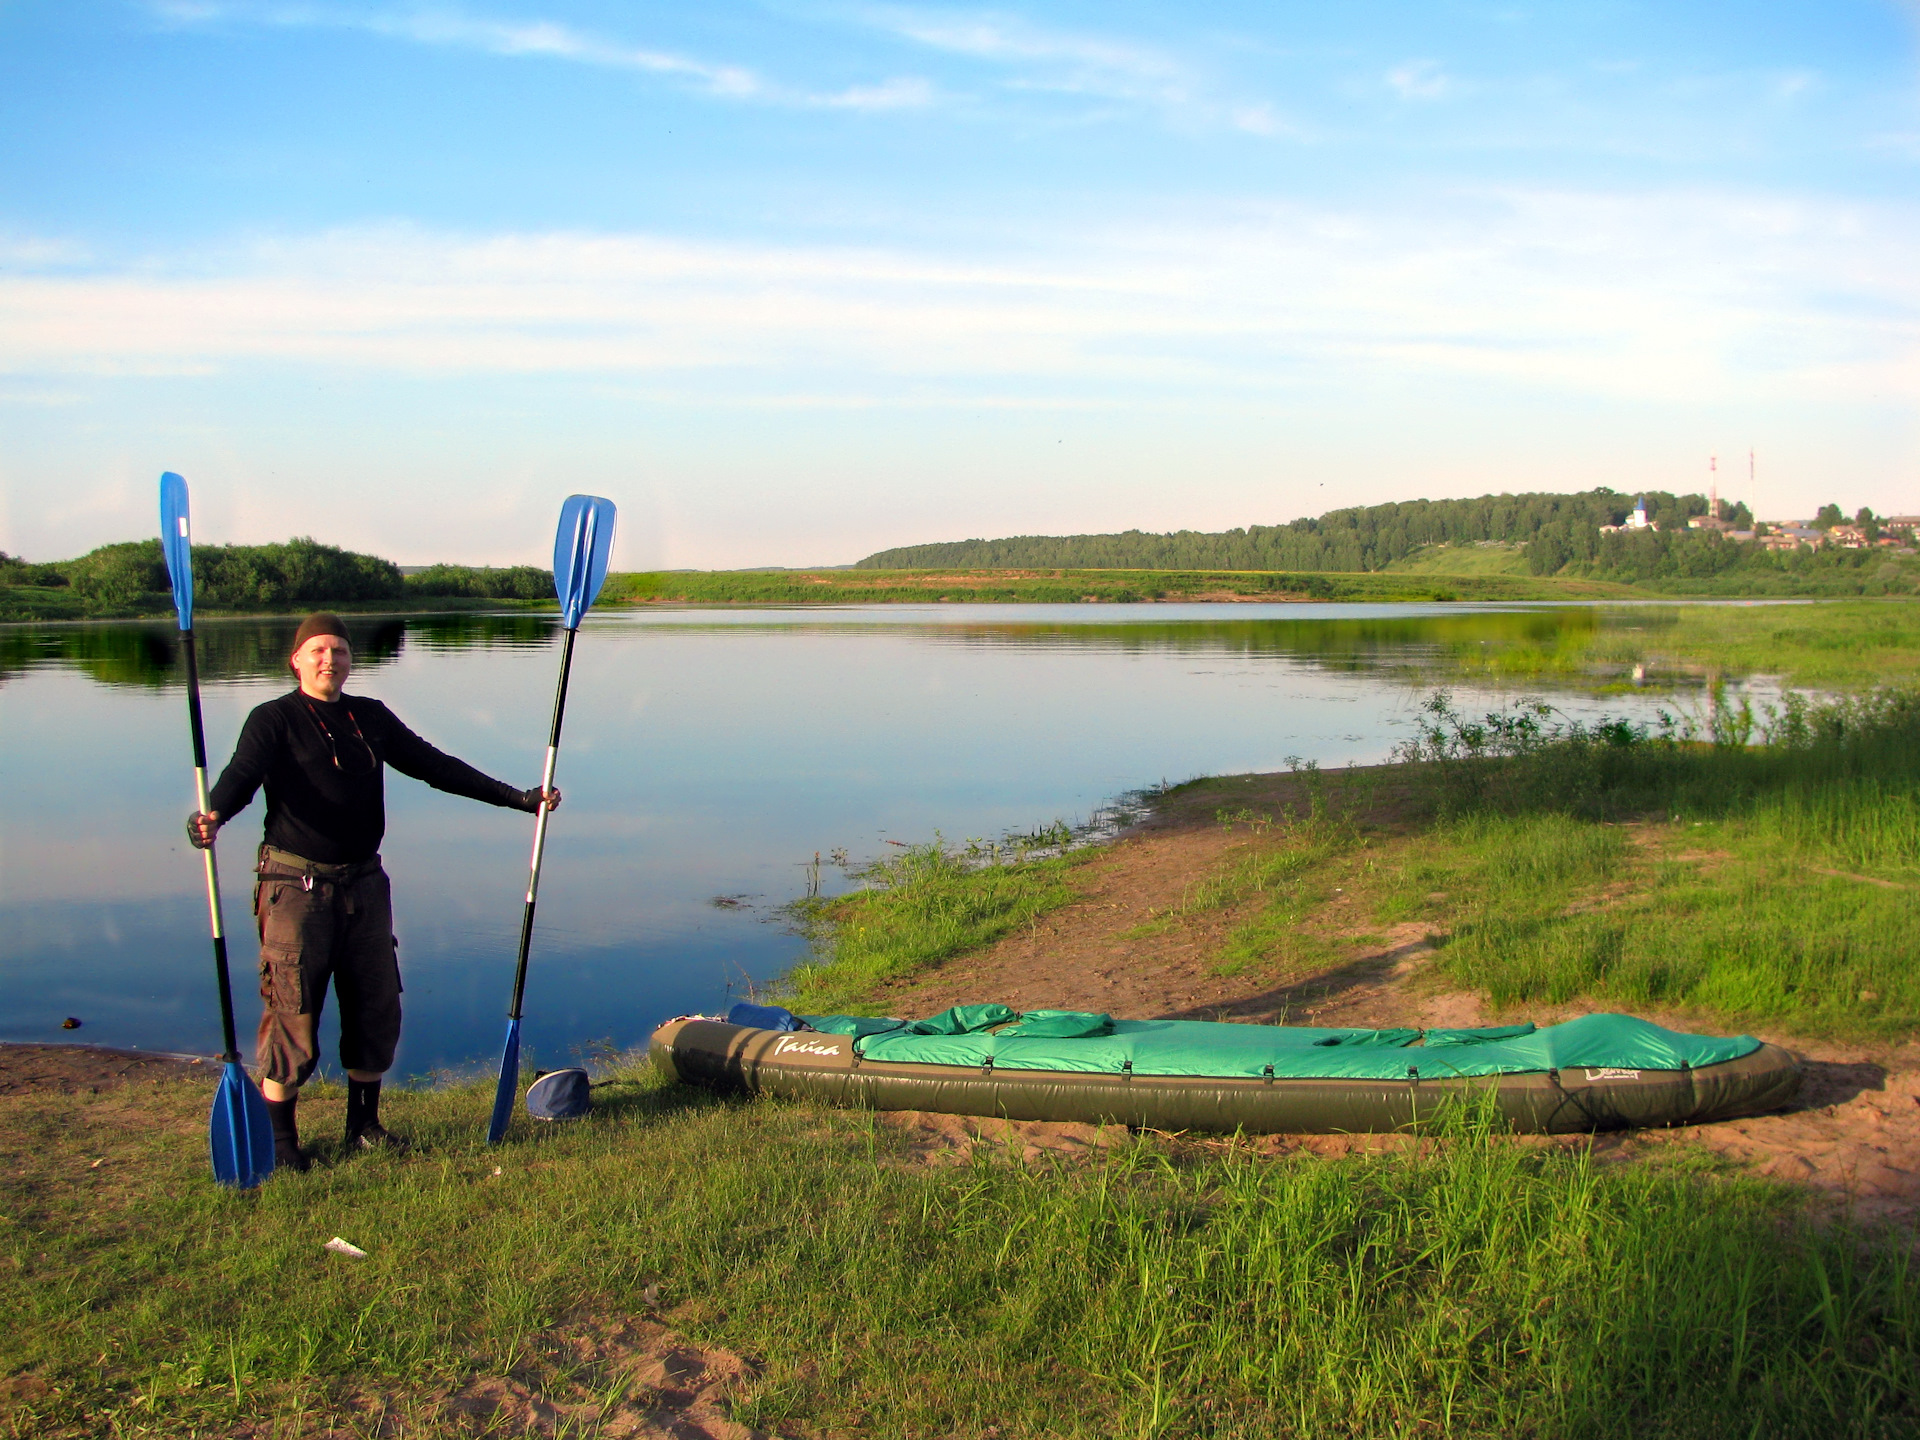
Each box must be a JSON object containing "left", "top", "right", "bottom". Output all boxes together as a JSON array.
[
  {"left": 871, "top": 7, "right": 1185, "bottom": 87},
  {"left": 5, "top": 190, "right": 1912, "bottom": 404},
  {"left": 148, "top": 2, "right": 935, "bottom": 108},
  {"left": 860, "top": 5, "right": 1293, "bottom": 133},
  {"left": 815, "top": 75, "right": 937, "bottom": 111},
  {"left": 1385, "top": 59, "right": 1453, "bottom": 101}
]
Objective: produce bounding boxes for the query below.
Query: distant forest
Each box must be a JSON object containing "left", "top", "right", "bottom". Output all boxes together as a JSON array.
[
  {"left": 853, "top": 488, "right": 1918, "bottom": 591},
  {"left": 0, "top": 537, "right": 551, "bottom": 618}
]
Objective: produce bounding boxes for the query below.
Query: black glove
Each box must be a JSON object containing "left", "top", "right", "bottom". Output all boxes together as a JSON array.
[{"left": 186, "top": 811, "right": 214, "bottom": 849}]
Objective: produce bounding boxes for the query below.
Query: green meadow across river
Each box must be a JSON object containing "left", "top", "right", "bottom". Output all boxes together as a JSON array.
[{"left": 5, "top": 601, "right": 1920, "bottom": 1436}]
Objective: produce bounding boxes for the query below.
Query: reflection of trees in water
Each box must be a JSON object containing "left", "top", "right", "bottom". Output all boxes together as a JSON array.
[
  {"left": 910, "top": 610, "right": 1634, "bottom": 677},
  {"left": 3, "top": 608, "right": 1671, "bottom": 692},
  {"left": 406, "top": 614, "right": 560, "bottom": 652},
  {"left": 0, "top": 613, "right": 557, "bottom": 689}
]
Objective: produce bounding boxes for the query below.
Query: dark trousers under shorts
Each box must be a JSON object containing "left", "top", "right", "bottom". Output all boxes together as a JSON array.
[{"left": 253, "top": 852, "right": 403, "bottom": 1087}]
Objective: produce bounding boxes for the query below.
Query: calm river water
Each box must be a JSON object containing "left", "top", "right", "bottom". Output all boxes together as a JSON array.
[{"left": 1, "top": 603, "right": 1713, "bottom": 1075}]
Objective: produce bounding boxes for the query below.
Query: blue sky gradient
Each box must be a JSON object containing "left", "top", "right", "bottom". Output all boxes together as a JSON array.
[{"left": 2, "top": 2, "right": 1915, "bottom": 567}]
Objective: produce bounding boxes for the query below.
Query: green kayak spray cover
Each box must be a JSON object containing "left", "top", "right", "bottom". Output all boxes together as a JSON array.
[{"left": 802, "top": 1009, "right": 1758, "bottom": 1081}]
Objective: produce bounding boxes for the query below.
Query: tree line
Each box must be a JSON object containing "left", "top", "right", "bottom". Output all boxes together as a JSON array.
[
  {"left": 0, "top": 538, "right": 552, "bottom": 613},
  {"left": 856, "top": 488, "right": 1914, "bottom": 591}
]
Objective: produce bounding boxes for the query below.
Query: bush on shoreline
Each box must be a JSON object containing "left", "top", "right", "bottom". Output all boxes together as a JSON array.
[{"left": 0, "top": 539, "right": 561, "bottom": 618}]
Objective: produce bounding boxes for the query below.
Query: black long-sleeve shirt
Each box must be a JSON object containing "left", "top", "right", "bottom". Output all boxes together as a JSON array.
[{"left": 207, "top": 690, "right": 537, "bottom": 865}]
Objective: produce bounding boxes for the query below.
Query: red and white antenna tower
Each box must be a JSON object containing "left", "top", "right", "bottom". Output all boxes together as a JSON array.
[{"left": 1709, "top": 454, "right": 1719, "bottom": 521}]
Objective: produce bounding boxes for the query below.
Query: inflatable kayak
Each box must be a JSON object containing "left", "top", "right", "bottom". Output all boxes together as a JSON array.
[{"left": 649, "top": 1003, "right": 1801, "bottom": 1135}]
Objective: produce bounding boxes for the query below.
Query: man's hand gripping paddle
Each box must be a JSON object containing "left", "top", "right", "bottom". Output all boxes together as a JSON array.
[
  {"left": 488, "top": 495, "right": 617, "bottom": 1143},
  {"left": 160, "top": 472, "right": 275, "bottom": 1188}
]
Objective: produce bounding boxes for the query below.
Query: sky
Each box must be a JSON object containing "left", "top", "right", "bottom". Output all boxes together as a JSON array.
[{"left": 1, "top": 2, "right": 1916, "bottom": 569}]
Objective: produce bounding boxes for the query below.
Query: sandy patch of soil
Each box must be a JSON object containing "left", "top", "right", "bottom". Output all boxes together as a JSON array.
[
  {"left": 879, "top": 1110, "right": 1126, "bottom": 1166},
  {"left": 1649, "top": 1035, "right": 1920, "bottom": 1223},
  {"left": 880, "top": 771, "right": 1920, "bottom": 1222},
  {"left": 231, "top": 1316, "right": 766, "bottom": 1439},
  {"left": 0, "top": 1043, "right": 210, "bottom": 1096},
  {"left": 878, "top": 821, "right": 1259, "bottom": 1020}
]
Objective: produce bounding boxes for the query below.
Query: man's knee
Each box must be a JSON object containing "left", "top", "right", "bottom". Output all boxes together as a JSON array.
[{"left": 257, "top": 1007, "right": 322, "bottom": 1088}]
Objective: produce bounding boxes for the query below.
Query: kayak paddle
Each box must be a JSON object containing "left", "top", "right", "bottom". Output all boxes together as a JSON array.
[
  {"left": 488, "top": 494, "right": 617, "bottom": 1143},
  {"left": 160, "top": 471, "right": 275, "bottom": 1189}
]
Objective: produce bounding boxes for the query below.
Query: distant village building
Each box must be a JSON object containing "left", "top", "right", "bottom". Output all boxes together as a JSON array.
[
  {"left": 1759, "top": 525, "right": 1826, "bottom": 551},
  {"left": 1599, "top": 496, "right": 1652, "bottom": 535}
]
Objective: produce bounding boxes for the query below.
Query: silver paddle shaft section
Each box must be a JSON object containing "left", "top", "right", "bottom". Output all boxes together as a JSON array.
[
  {"left": 505, "top": 626, "right": 578, "bottom": 1023},
  {"left": 194, "top": 764, "right": 226, "bottom": 942},
  {"left": 523, "top": 744, "right": 559, "bottom": 904}
]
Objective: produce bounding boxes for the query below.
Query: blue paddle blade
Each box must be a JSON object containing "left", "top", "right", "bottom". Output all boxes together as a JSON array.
[
  {"left": 209, "top": 1061, "right": 275, "bottom": 1189},
  {"left": 553, "top": 495, "right": 617, "bottom": 630},
  {"left": 487, "top": 1017, "right": 522, "bottom": 1144},
  {"left": 159, "top": 471, "right": 194, "bottom": 631}
]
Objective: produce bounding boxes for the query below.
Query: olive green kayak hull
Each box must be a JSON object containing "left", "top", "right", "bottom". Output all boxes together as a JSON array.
[{"left": 649, "top": 1018, "right": 1802, "bottom": 1135}]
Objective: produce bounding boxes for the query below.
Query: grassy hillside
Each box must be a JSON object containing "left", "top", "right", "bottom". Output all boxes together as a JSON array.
[
  {"left": 1382, "top": 543, "right": 1533, "bottom": 577},
  {"left": 853, "top": 491, "right": 1918, "bottom": 597}
]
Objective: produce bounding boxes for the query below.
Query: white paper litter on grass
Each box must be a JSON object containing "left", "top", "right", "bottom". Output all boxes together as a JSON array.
[{"left": 323, "top": 1237, "right": 368, "bottom": 1259}]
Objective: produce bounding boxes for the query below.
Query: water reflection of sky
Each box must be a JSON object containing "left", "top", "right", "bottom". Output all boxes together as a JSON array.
[{"left": 2, "top": 603, "right": 1727, "bottom": 1076}]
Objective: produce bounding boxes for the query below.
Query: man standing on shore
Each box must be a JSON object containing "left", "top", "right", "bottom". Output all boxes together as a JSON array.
[{"left": 187, "top": 612, "right": 557, "bottom": 1172}]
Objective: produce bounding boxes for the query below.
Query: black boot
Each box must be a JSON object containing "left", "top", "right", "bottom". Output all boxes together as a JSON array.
[
  {"left": 344, "top": 1078, "right": 408, "bottom": 1152},
  {"left": 265, "top": 1097, "right": 311, "bottom": 1173}
]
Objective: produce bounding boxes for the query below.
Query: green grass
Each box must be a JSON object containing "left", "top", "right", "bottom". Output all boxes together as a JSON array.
[
  {"left": 4, "top": 1070, "right": 1915, "bottom": 1439},
  {"left": 782, "top": 837, "right": 1087, "bottom": 1014},
  {"left": 602, "top": 566, "right": 1642, "bottom": 606},
  {"left": 1382, "top": 543, "right": 1534, "bottom": 577},
  {"left": 1222, "top": 688, "right": 1920, "bottom": 1037},
  {"left": 1430, "top": 600, "right": 1920, "bottom": 691}
]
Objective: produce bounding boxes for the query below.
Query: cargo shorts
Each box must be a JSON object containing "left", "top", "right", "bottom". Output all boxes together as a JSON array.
[{"left": 253, "top": 851, "right": 403, "bottom": 1087}]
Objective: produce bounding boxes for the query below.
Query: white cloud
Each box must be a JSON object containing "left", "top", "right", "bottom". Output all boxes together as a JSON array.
[
  {"left": 860, "top": 5, "right": 1291, "bottom": 133},
  {"left": 815, "top": 76, "right": 937, "bottom": 110},
  {"left": 148, "top": 2, "right": 931, "bottom": 107},
  {"left": 1772, "top": 69, "right": 1817, "bottom": 101},
  {"left": 372, "top": 11, "right": 763, "bottom": 94},
  {"left": 1386, "top": 58, "right": 1452, "bottom": 101},
  {"left": 1231, "top": 103, "right": 1288, "bottom": 137},
  {"left": 868, "top": 7, "right": 1183, "bottom": 82},
  {"left": 4, "top": 189, "right": 1914, "bottom": 406}
]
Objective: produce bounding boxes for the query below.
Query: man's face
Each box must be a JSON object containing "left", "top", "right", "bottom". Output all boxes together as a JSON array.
[{"left": 292, "top": 635, "right": 352, "bottom": 699}]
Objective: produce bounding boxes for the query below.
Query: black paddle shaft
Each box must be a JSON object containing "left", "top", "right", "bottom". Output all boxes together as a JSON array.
[
  {"left": 506, "top": 626, "right": 577, "bottom": 1021},
  {"left": 183, "top": 630, "right": 241, "bottom": 1063}
]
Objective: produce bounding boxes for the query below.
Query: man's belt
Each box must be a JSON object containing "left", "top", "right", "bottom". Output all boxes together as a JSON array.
[{"left": 257, "top": 845, "right": 382, "bottom": 885}]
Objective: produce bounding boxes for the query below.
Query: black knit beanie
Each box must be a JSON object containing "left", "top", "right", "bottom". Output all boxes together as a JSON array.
[{"left": 291, "top": 611, "right": 352, "bottom": 655}]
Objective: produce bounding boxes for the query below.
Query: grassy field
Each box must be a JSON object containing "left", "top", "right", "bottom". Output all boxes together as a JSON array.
[
  {"left": 1422, "top": 598, "right": 1920, "bottom": 691},
  {"left": 601, "top": 566, "right": 1641, "bottom": 606},
  {"left": 1381, "top": 543, "right": 1533, "bottom": 577},
  {"left": 4, "top": 1053, "right": 1914, "bottom": 1439}
]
